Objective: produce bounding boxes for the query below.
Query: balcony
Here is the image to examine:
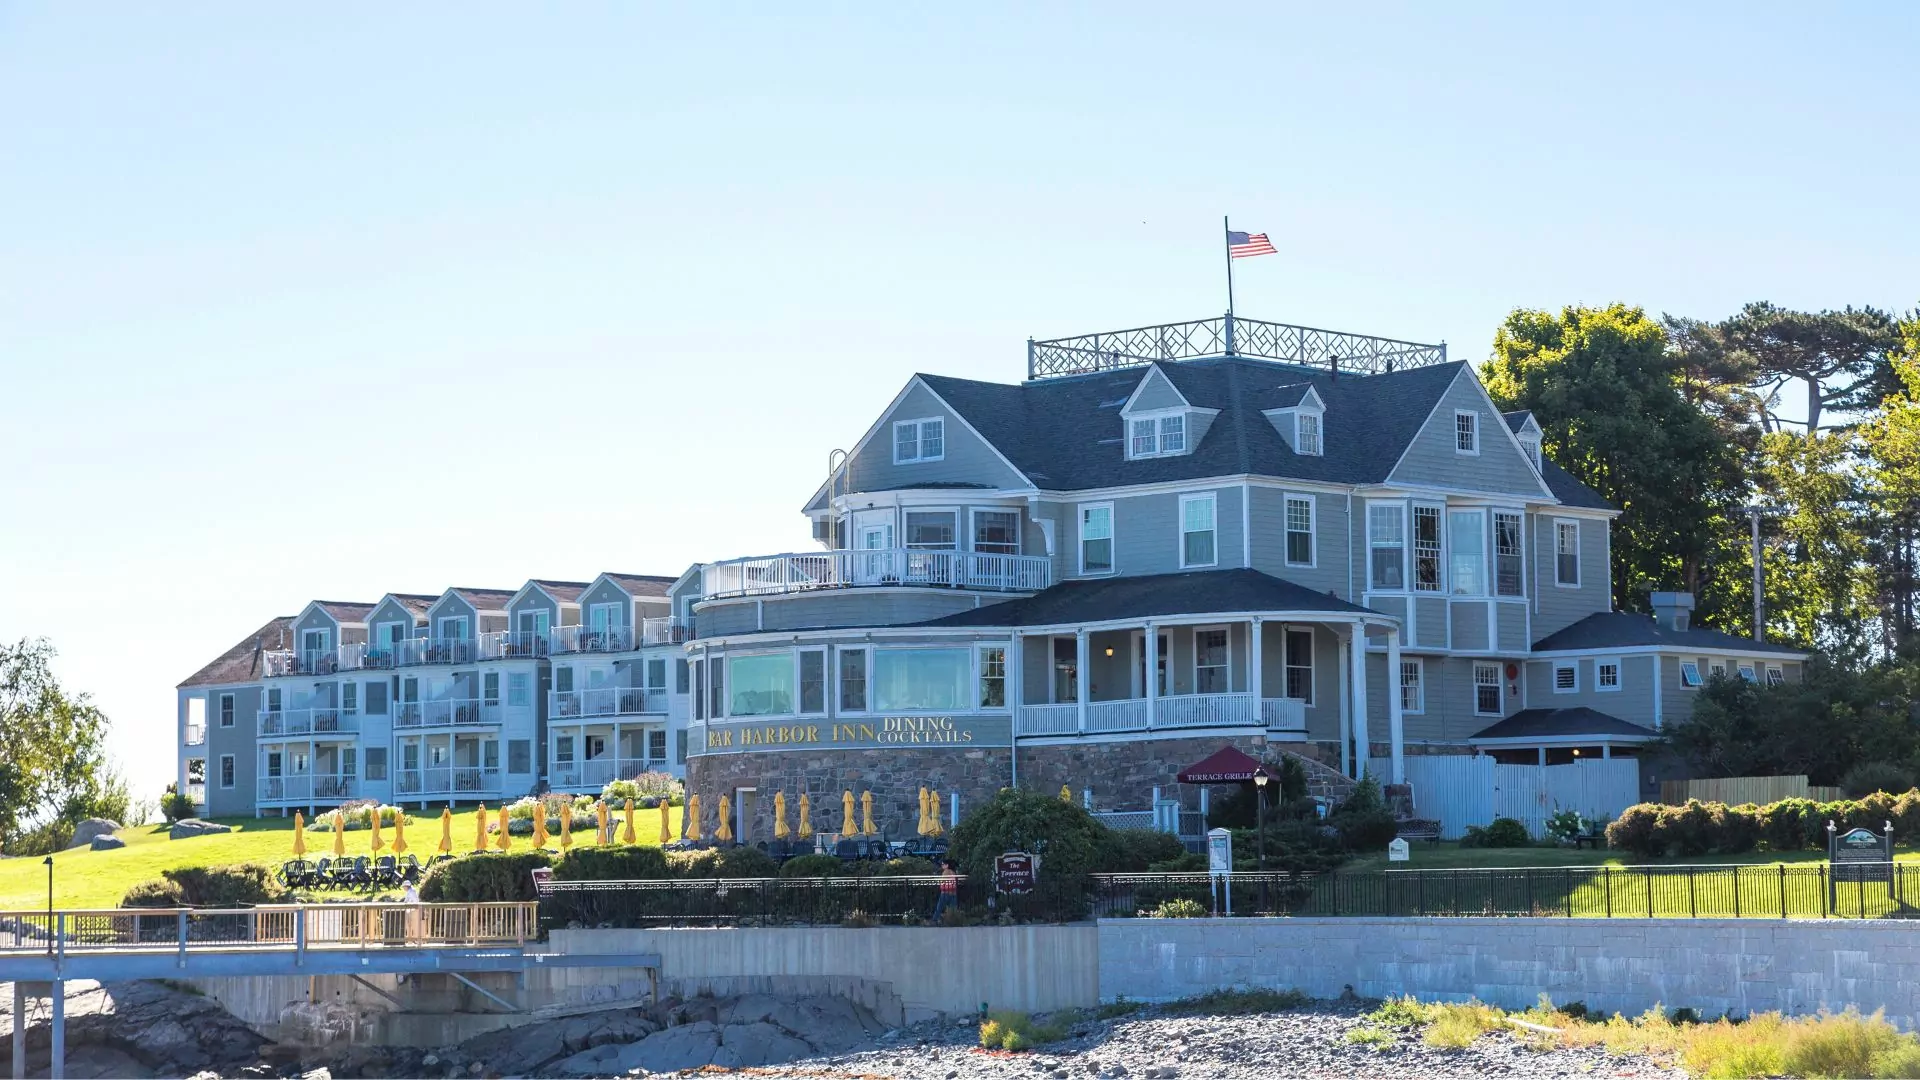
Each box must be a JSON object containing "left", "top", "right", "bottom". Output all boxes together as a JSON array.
[
  {"left": 549, "top": 756, "right": 669, "bottom": 791},
  {"left": 549, "top": 625, "right": 634, "bottom": 655},
  {"left": 550, "top": 687, "right": 667, "bottom": 720},
  {"left": 262, "top": 648, "right": 348, "bottom": 677},
  {"left": 640, "top": 617, "right": 694, "bottom": 646},
  {"left": 700, "top": 549, "right": 1051, "bottom": 600},
  {"left": 184, "top": 724, "right": 206, "bottom": 747},
  {"left": 1014, "top": 694, "right": 1307, "bottom": 737},
  {"left": 394, "top": 698, "right": 497, "bottom": 729},
  {"left": 256, "top": 709, "right": 360, "bottom": 737},
  {"left": 393, "top": 638, "right": 477, "bottom": 667},
  {"left": 257, "top": 774, "right": 359, "bottom": 803},
  {"left": 477, "top": 631, "right": 549, "bottom": 660},
  {"left": 395, "top": 767, "right": 501, "bottom": 797}
]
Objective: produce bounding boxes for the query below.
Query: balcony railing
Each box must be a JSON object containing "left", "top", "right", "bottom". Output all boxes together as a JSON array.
[
  {"left": 549, "top": 625, "right": 635, "bottom": 655},
  {"left": 1026, "top": 314, "right": 1449, "bottom": 380},
  {"left": 640, "top": 616, "right": 694, "bottom": 646},
  {"left": 257, "top": 774, "right": 358, "bottom": 802},
  {"left": 1013, "top": 694, "right": 1307, "bottom": 736},
  {"left": 262, "top": 648, "right": 350, "bottom": 677},
  {"left": 549, "top": 687, "right": 666, "bottom": 719},
  {"left": 548, "top": 756, "right": 670, "bottom": 790},
  {"left": 391, "top": 638, "right": 477, "bottom": 667},
  {"left": 184, "top": 724, "right": 207, "bottom": 747},
  {"left": 478, "top": 631, "right": 549, "bottom": 660},
  {"left": 701, "top": 549, "right": 1050, "bottom": 600},
  {"left": 395, "top": 767, "right": 500, "bottom": 796},
  {"left": 256, "top": 708, "right": 359, "bottom": 737},
  {"left": 393, "top": 698, "right": 495, "bottom": 729}
]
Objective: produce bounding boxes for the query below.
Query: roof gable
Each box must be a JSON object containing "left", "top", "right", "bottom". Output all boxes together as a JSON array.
[
  {"left": 179, "top": 616, "right": 294, "bottom": 688},
  {"left": 1120, "top": 364, "right": 1192, "bottom": 414}
]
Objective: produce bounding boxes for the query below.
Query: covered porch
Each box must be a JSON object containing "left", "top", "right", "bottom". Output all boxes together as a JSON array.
[
  {"left": 395, "top": 732, "right": 501, "bottom": 800},
  {"left": 258, "top": 739, "right": 358, "bottom": 806},
  {"left": 549, "top": 721, "right": 670, "bottom": 791},
  {"left": 1469, "top": 707, "right": 1658, "bottom": 766}
]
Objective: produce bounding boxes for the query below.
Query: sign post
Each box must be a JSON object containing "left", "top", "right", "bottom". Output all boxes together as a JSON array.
[
  {"left": 1206, "top": 828, "right": 1233, "bottom": 916},
  {"left": 1828, "top": 819, "right": 1894, "bottom": 916}
]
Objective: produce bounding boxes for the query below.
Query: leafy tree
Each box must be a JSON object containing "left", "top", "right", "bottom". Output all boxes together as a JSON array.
[
  {"left": 1861, "top": 316, "right": 1920, "bottom": 649},
  {"left": 0, "top": 639, "right": 118, "bottom": 852},
  {"left": 1754, "top": 430, "right": 1874, "bottom": 651},
  {"left": 1660, "top": 658, "right": 1920, "bottom": 785},
  {"left": 1483, "top": 304, "right": 1750, "bottom": 620},
  {"left": 1721, "top": 302, "right": 1902, "bottom": 434}
]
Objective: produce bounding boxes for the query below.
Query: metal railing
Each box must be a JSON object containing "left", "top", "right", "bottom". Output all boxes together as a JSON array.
[
  {"left": 536, "top": 875, "right": 1079, "bottom": 929},
  {"left": 1013, "top": 695, "right": 1307, "bottom": 736},
  {"left": 263, "top": 648, "right": 353, "bottom": 677},
  {"left": 184, "top": 724, "right": 206, "bottom": 747},
  {"left": 478, "top": 630, "right": 549, "bottom": 660},
  {"left": 390, "top": 638, "right": 476, "bottom": 667},
  {"left": 0, "top": 902, "right": 537, "bottom": 953},
  {"left": 549, "top": 625, "right": 635, "bottom": 655},
  {"left": 702, "top": 549, "right": 1051, "bottom": 600},
  {"left": 550, "top": 687, "right": 666, "bottom": 719},
  {"left": 257, "top": 774, "right": 358, "bottom": 802},
  {"left": 1027, "top": 314, "right": 1449, "bottom": 379}
]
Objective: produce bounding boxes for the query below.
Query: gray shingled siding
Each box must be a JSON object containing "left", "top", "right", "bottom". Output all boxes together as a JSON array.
[
  {"left": 1187, "top": 411, "right": 1218, "bottom": 452},
  {"left": 1246, "top": 488, "right": 1349, "bottom": 595},
  {"left": 1411, "top": 597, "right": 1447, "bottom": 649},
  {"left": 508, "top": 589, "right": 558, "bottom": 625},
  {"left": 1523, "top": 656, "right": 1658, "bottom": 728},
  {"left": 429, "top": 594, "right": 478, "bottom": 638},
  {"left": 292, "top": 608, "right": 337, "bottom": 643},
  {"left": 204, "top": 685, "right": 260, "bottom": 817},
  {"left": 1062, "top": 488, "right": 1244, "bottom": 579},
  {"left": 1021, "top": 635, "right": 1050, "bottom": 704},
  {"left": 1449, "top": 601, "right": 1490, "bottom": 652},
  {"left": 368, "top": 598, "right": 417, "bottom": 636},
  {"left": 1369, "top": 594, "right": 1408, "bottom": 626},
  {"left": 1533, "top": 515, "right": 1611, "bottom": 638},
  {"left": 696, "top": 590, "right": 993, "bottom": 637},
  {"left": 579, "top": 580, "right": 634, "bottom": 627},
  {"left": 810, "top": 381, "right": 1027, "bottom": 512},
  {"left": 1088, "top": 630, "right": 1131, "bottom": 700},
  {"left": 1497, "top": 602, "right": 1528, "bottom": 652},
  {"left": 1387, "top": 371, "right": 1551, "bottom": 499},
  {"left": 1126, "top": 367, "right": 1188, "bottom": 413}
]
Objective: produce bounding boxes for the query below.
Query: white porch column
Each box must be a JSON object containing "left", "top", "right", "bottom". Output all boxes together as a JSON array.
[
  {"left": 1250, "top": 618, "right": 1264, "bottom": 706},
  {"left": 613, "top": 721, "right": 623, "bottom": 774},
  {"left": 1006, "top": 634, "right": 1023, "bottom": 727},
  {"left": 1074, "top": 629, "right": 1090, "bottom": 733},
  {"left": 1348, "top": 624, "right": 1370, "bottom": 779},
  {"left": 1144, "top": 622, "right": 1158, "bottom": 730},
  {"left": 1385, "top": 627, "right": 1405, "bottom": 785},
  {"left": 1602, "top": 744, "right": 1612, "bottom": 760}
]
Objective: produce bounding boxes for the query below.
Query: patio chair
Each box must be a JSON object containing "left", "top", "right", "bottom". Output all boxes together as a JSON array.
[
  {"left": 277, "top": 859, "right": 310, "bottom": 889},
  {"left": 372, "top": 855, "right": 401, "bottom": 887},
  {"left": 309, "top": 857, "right": 333, "bottom": 888},
  {"left": 400, "top": 855, "right": 425, "bottom": 883},
  {"left": 334, "top": 856, "right": 371, "bottom": 888},
  {"left": 833, "top": 839, "right": 862, "bottom": 862}
]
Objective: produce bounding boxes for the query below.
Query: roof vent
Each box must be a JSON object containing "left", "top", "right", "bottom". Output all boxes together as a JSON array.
[{"left": 1650, "top": 592, "right": 1694, "bottom": 633}]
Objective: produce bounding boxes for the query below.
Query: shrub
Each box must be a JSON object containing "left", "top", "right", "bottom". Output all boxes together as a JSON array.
[
  {"left": 122, "top": 879, "right": 186, "bottom": 908},
  {"left": 307, "top": 801, "right": 408, "bottom": 832},
  {"left": 1712, "top": 803, "right": 1762, "bottom": 854},
  {"left": 552, "top": 845, "right": 668, "bottom": 882},
  {"left": 1660, "top": 800, "right": 1719, "bottom": 858},
  {"left": 664, "top": 846, "right": 779, "bottom": 879},
  {"left": 164, "top": 864, "right": 282, "bottom": 906},
  {"left": 979, "top": 1010, "right": 1069, "bottom": 1051},
  {"left": 1100, "top": 828, "right": 1187, "bottom": 872},
  {"left": 1759, "top": 798, "right": 1821, "bottom": 851},
  {"left": 160, "top": 787, "right": 196, "bottom": 823},
  {"left": 1326, "top": 776, "right": 1397, "bottom": 852},
  {"left": 1842, "top": 762, "right": 1917, "bottom": 799},
  {"left": 418, "top": 851, "right": 554, "bottom": 902},
  {"left": 1345, "top": 1026, "right": 1395, "bottom": 1050},
  {"left": 1460, "top": 817, "right": 1531, "bottom": 848},
  {"left": 777, "top": 853, "right": 844, "bottom": 878},
  {"left": 1544, "top": 808, "right": 1585, "bottom": 845},
  {"left": 949, "top": 788, "right": 1113, "bottom": 913},
  {"left": 1163, "top": 987, "right": 1307, "bottom": 1015},
  {"left": 1606, "top": 803, "right": 1663, "bottom": 856},
  {"left": 1148, "top": 898, "right": 1206, "bottom": 918},
  {"left": 868, "top": 855, "right": 939, "bottom": 877}
]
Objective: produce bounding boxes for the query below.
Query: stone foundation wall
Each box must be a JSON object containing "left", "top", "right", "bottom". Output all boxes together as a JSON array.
[
  {"left": 686, "top": 748, "right": 1011, "bottom": 841},
  {"left": 1015, "top": 735, "right": 1287, "bottom": 810}
]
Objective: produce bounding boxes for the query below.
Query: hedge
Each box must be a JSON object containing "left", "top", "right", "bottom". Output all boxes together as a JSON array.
[
  {"left": 1604, "top": 789, "right": 1920, "bottom": 858},
  {"left": 419, "top": 852, "right": 556, "bottom": 902}
]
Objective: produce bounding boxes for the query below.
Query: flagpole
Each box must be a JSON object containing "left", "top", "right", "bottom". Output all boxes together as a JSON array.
[{"left": 1223, "top": 215, "right": 1235, "bottom": 319}]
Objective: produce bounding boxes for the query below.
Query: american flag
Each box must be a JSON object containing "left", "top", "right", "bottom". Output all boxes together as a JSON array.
[{"left": 1227, "top": 230, "right": 1276, "bottom": 258}]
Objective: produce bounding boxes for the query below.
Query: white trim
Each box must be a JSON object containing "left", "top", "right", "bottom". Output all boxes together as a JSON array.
[
  {"left": 217, "top": 692, "right": 235, "bottom": 727},
  {"left": 1679, "top": 660, "right": 1704, "bottom": 688},
  {"left": 1117, "top": 363, "right": 1193, "bottom": 414},
  {"left": 1014, "top": 725, "right": 1312, "bottom": 749},
  {"left": 1398, "top": 655, "right": 1424, "bottom": 714},
  {"left": 435, "top": 614, "right": 470, "bottom": 641},
  {"left": 1283, "top": 493, "right": 1316, "bottom": 568},
  {"left": 833, "top": 644, "right": 870, "bottom": 715},
  {"left": 1241, "top": 481, "right": 1252, "bottom": 567},
  {"left": 1551, "top": 660, "right": 1579, "bottom": 694},
  {"left": 1281, "top": 625, "right": 1316, "bottom": 706},
  {"left": 976, "top": 642, "right": 1009, "bottom": 710},
  {"left": 804, "top": 378, "right": 1036, "bottom": 512},
  {"left": 1737, "top": 663, "right": 1757, "bottom": 682},
  {"left": 1765, "top": 664, "right": 1785, "bottom": 687},
  {"left": 1366, "top": 501, "right": 1407, "bottom": 591},
  {"left": 693, "top": 611, "right": 1374, "bottom": 650},
  {"left": 1553, "top": 518, "right": 1582, "bottom": 588},
  {"left": 1124, "top": 407, "right": 1199, "bottom": 461},
  {"left": 1473, "top": 661, "right": 1504, "bottom": 716},
  {"left": 1382, "top": 368, "right": 1557, "bottom": 501},
  {"left": 1595, "top": 656, "right": 1622, "bottom": 692},
  {"left": 1453, "top": 409, "right": 1480, "bottom": 456},
  {"left": 218, "top": 753, "right": 235, "bottom": 789},
  {"left": 1077, "top": 501, "right": 1116, "bottom": 576},
  {"left": 1531, "top": 643, "right": 1809, "bottom": 662},
  {"left": 892, "top": 415, "right": 947, "bottom": 465},
  {"left": 795, "top": 646, "right": 829, "bottom": 716},
  {"left": 1178, "top": 491, "right": 1219, "bottom": 569}
]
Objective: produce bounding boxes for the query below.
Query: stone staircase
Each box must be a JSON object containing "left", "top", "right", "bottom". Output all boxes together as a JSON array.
[{"left": 1273, "top": 749, "right": 1357, "bottom": 805}]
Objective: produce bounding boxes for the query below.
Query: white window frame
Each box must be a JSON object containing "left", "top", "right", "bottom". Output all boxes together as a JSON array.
[
  {"left": 1078, "top": 502, "right": 1115, "bottom": 576},
  {"left": 1680, "top": 660, "right": 1703, "bottom": 688},
  {"left": 1179, "top": 492, "right": 1218, "bottom": 569},
  {"left": 1282, "top": 627, "right": 1314, "bottom": 705},
  {"left": 507, "top": 672, "right": 530, "bottom": 707},
  {"left": 892, "top": 416, "right": 946, "bottom": 464},
  {"left": 835, "top": 645, "right": 870, "bottom": 715},
  {"left": 1125, "top": 409, "right": 1190, "bottom": 460},
  {"left": 1192, "top": 625, "right": 1233, "bottom": 695},
  {"left": 218, "top": 753, "right": 235, "bottom": 789},
  {"left": 977, "top": 644, "right": 1008, "bottom": 710},
  {"left": 1493, "top": 510, "right": 1526, "bottom": 598},
  {"left": 1295, "top": 410, "right": 1323, "bottom": 456},
  {"left": 1448, "top": 508, "right": 1486, "bottom": 597},
  {"left": 1519, "top": 435, "right": 1541, "bottom": 470},
  {"left": 1454, "top": 409, "right": 1479, "bottom": 455},
  {"left": 1553, "top": 661, "right": 1579, "bottom": 694},
  {"left": 1554, "top": 519, "right": 1581, "bottom": 588},
  {"left": 1411, "top": 504, "right": 1443, "bottom": 593},
  {"left": 1738, "top": 664, "right": 1757, "bottom": 682},
  {"left": 218, "top": 692, "right": 235, "bottom": 727},
  {"left": 1765, "top": 665, "right": 1785, "bottom": 687},
  {"left": 1283, "top": 494, "right": 1315, "bottom": 567},
  {"left": 969, "top": 508, "right": 1021, "bottom": 556},
  {"left": 376, "top": 620, "right": 407, "bottom": 648},
  {"left": 796, "top": 647, "right": 829, "bottom": 716},
  {"left": 436, "top": 615, "right": 469, "bottom": 641},
  {"left": 1399, "top": 657, "right": 1424, "bottom": 715},
  {"left": 1368, "top": 502, "right": 1407, "bottom": 591},
  {"left": 588, "top": 602, "right": 622, "bottom": 632},
  {"left": 1596, "top": 657, "right": 1622, "bottom": 692},
  {"left": 1473, "top": 662, "right": 1503, "bottom": 716}
]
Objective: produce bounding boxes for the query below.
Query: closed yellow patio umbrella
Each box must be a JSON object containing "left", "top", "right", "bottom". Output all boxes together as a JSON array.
[
  {"left": 438, "top": 807, "right": 453, "bottom": 855},
  {"left": 839, "top": 790, "right": 857, "bottom": 838},
  {"left": 773, "top": 792, "right": 789, "bottom": 840},
  {"left": 797, "top": 794, "right": 812, "bottom": 840},
  {"left": 332, "top": 810, "right": 347, "bottom": 858},
  {"left": 686, "top": 794, "right": 702, "bottom": 842},
  {"left": 595, "top": 799, "right": 610, "bottom": 845},
  {"left": 292, "top": 811, "right": 307, "bottom": 857},
  {"left": 1060, "top": 784, "right": 1072, "bottom": 803},
  {"left": 391, "top": 811, "right": 408, "bottom": 855},
  {"left": 623, "top": 798, "right": 636, "bottom": 844},
  {"left": 474, "top": 804, "right": 489, "bottom": 852},
  {"left": 532, "top": 808, "right": 549, "bottom": 849},
  {"left": 715, "top": 794, "right": 733, "bottom": 843},
  {"left": 928, "top": 793, "right": 945, "bottom": 837},
  {"left": 658, "top": 800, "right": 672, "bottom": 844},
  {"left": 496, "top": 805, "right": 511, "bottom": 851},
  {"left": 916, "top": 788, "right": 930, "bottom": 837},
  {"left": 559, "top": 801, "right": 574, "bottom": 850},
  {"left": 370, "top": 809, "right": 385, "bottom": 853},
  {"left": 861, "top": 791, "right": 877, "bottom": 837}
]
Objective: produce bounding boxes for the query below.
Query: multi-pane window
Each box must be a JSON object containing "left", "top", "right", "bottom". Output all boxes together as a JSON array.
[
  {"left": 1494, "top": 512, "right": 1525, "bottom": 596},
  {"left": 1080, "top": 504, "right": 1113, "bottom": 574},
  {"left": 905, "top": 511, "right": 957, "bottom": 549},
  {"left": 838, "top": 648, "right": 868, "bottom": 712},
  {"left": 1297, "top": 412, "right": 1322, "bottom": 456},
  {"left": 218, "top": 693, "right": 235, "bottom": 727},
  {"left": 507, "top": 673, "right": 530, "bottom": 707},
  {"left": 1520, "top": 436, "right": 1541, "bottom": 469},
  {"left": 401, "top": 743, "right": 419, "bottom": 772},
  {"left": 219, "top": 755, "right": 235, "bottom": 788},
  {"left": 364, "top": 681, "right": 388, "bottom": 715},
  {"left": 648, "top": 729, "right": 667, "bottom": 761},
  {"left": 972, "top": 510, "right": 1020, "bottom": 555},
  {"left": 979, "top": 646, "right": 1007, "bottom": 708},
  {"left": 507, "top": 740, "right": 530, "bottom": 774},
  {"left": 893, "top": 417, "right": 945, "bottom": 463},
  {"left": 341, "top": 748, "right": 357, "bottom": 778},
  {"left": 1555, "top": 521, "right": 1580, "bottom": 586},
  {"left": 1455, "top": 410, "right": 1478, "bottom": 453},
  {"left": 483, "top": 672, "right": 500, "bottom": 706},
  {"left": 1399, "top": 659, "right": 1423, "bottom": 713},
  {"left": 1597, "top": 660, "right": 1621, "bottom": 690},
  {"left": 1129, "top": 414, "right": 1187, "bottom": 458},
  {"left": 1554, "top": 664, "right": 1578, "bottom": 692},
  {"left": 1194, "top": 629, "right": 1229, "bottom": 694},
  {"left": 1449, "top": 510, "right": 1484, "bottom": 595},
  {"left": 1474, "top": 663, "right": 1502, "bottom": 715},
  {"left": 1766, "top": 666, "right": 1785, "bottom": 687},
  {"left": 799, "top": 650, "right": 826, "bottom": 713},
  {"left": 1159, "top": 414, "right": 1185, "bottom": 453},
  {"left": 1369, "top": 504, "right": 1405, "bottom": 589},
  {"left": 341, "top": 683, "right": 357, "bottom": 716},
  {"left": 1285, "top": 496, "right": 1314, "bottom": 565},
  {"left": 1284, "top": 629, "right": 1314, "bottom": 703},
  {"left": 1412, "top": 506, "right": 1442, "bottom": 592},
  {"left": 553, "top": 736, "right": 574, "bottom": 765},
  {"left": 1181, "top": 494, "right": 1217, "bottom": 567},
  {"left": 365, "top": 747, "right": 387, "bottom": 781},
  {"left": 1680, "top": 661, "right": 1703, "bottom": 688}
]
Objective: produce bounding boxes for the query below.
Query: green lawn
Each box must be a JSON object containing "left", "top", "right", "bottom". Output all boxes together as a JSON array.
[
  {"left": 1342, "top": 842, "right": 1920, "bottom": 873},
  {"left": 1, "top": 808, "right": 685, "bottom": 911}
]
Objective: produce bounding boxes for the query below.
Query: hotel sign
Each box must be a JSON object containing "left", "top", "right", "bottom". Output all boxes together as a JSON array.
[{"left": 695, "top": 714, "right": 1013, "bottom": 755}]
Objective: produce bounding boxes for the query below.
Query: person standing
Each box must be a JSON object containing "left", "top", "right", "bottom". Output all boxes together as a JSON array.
[{"left": 933, "top": 860, "right": 959, "bottom": 922}]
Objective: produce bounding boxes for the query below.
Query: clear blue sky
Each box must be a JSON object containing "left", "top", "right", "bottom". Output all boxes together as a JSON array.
[{"left": 2, "top": 4, "right": 1914, "bottom": 801}]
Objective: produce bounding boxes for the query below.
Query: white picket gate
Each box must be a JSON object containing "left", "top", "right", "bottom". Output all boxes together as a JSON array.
[{"left": 1367, "top": 755, "right": 1640, "bottom": 840}]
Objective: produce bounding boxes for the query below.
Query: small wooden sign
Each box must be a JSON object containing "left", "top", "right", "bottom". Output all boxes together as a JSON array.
[
  {"left": 994, "top": 851, "right": 1035, "bottom": 895},
  {"left": 1387, "top": 838, "right": 1411, "bottom": 862}
]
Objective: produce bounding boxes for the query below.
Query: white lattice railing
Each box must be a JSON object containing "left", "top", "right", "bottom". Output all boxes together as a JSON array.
[{"left": 701, "top": 549, "right": 1050, "bottom": 600}]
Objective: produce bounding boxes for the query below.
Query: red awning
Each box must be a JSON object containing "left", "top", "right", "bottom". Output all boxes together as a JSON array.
[{"left": 1176, "top": 745, "right": 1264, "bottom": 784}]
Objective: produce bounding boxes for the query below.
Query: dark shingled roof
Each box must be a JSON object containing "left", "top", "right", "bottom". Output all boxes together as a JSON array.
[
  {"left": 312, "top": 601, "right": 375, "bottom": 622},
  {"left": 1470, "top": 707, "right": 1658, "bottom": 742},
  {"left": 446, "top": 587, "right": 520, "bottom": 611},
  {"left": 1533, "top": 612, "right": 1805, "bottom": 656},
  {"left": 526, "top": 579, "right": 592, "bottom": 603},
  {"left": 920, "top": 568, "right": 1372, "bottom": 628},
  {"left": 1502, "top": 410, "right": 1611, "bottom": 510},
  {"left": 603, "top": 573, "right": 678, "bottom": 599},
  {"left": 178, "top": 616, "right": 294, "bottom": 688}
]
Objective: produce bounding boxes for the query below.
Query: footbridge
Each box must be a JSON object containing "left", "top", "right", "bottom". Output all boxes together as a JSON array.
[{"left": 0, "top": 902, "right": 658, "bottom": 1079}]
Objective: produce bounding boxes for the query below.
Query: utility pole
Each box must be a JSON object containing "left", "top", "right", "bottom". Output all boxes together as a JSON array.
[{"left": 1744, "top": 505, "right": 1786, "bottom": 642}]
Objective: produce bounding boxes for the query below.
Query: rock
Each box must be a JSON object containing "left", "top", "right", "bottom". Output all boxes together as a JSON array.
[
  {"left": 422, "top": 1053, "right": 439, "bottom": 1067},
  {"left": 301, "top": 1069, "right": 333, "bottom": 1080},
  {"left": 169, "top": 818, "right": 232, "bottom": 840},
  {"left": 70, "top": 818, "right": 120, "bottom": 848},
  {"left": 90, "top": 834, "right": 126, "bottom": 851},
  {"left": 717, "top": 1021, "right": 816, "bottom": 1068}
]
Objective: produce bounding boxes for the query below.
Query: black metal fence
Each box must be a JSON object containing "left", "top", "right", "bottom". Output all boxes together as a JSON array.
[{"left": 536, "top": 863, "right": 1920, "bottom": 928}]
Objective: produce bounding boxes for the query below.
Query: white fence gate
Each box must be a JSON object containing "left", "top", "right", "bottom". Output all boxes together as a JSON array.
[{"left": 1367, "top": 756, "right": 1641, "bottom": 840}]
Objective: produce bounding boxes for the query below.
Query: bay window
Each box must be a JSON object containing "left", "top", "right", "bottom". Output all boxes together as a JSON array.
[
  {"left": 1448, "top": 510, "right": 1484, "bottom": 595},
  {"left": 1494, "top": 512, "right": 1525, "bottom": 596},
  {"left": 1412, "top": 506, "right": 1442, "bottom": 591},
  {"left": 905, "top": 511, "right": 957, "bottom": 550},
  {"left": 729, "top": 654, "right": 793, "bottom": 716},
  {"left": 873, "top": 648, "right": 970, "bottom": 712},
  {"left": 1369, "top": 504, "right": 1405, "bottom": 590},
  {"left": 972, "top": 510, "right": 1020, "bottom": 555}
]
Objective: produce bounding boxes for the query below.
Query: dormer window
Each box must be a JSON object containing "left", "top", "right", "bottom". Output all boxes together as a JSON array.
[
  {"left": 1296, "top": 411, "right": 1322, "bottom": 456},
  {"left": 1127, "top": 411, "right": 1189, "bottom": 459},
  {"left": 1520, "top": 435, "right": 1541, "bottom": 470},
  {"left": 894, "top": 417, "right": 945, "bottom": 464},
  {"left": 1455, "top": 410, "right": 1478, "bottom": 455}
]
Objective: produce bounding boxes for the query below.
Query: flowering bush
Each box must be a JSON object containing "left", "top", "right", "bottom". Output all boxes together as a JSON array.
[
  {"left": 495, "top": 795, "right": 597, "bottom": 835},
  {"left": 602, "top": 772, "right": 684, "bottom": 807},
  {"left": 307, "top": 801, "right": 408, "bottom": 832}
]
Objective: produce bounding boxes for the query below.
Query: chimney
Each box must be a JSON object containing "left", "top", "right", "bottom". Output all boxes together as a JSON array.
[{"left": 1650, "top": 592, "right": 1694, "bottom": 633}]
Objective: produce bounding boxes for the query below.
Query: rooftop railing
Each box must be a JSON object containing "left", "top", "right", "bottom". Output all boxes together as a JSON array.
[
  {"left": 701, "top": 548, "right": 1050, "bottom": 600},
  {"left": 1027, "top": 314, "right": 1448, "bottom": 380}
]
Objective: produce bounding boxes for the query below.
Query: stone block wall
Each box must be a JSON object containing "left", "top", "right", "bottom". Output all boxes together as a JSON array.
[
  {"left": 686, "top": 747, "right": 1011, "bottom": 842},
  {"left": 1019, "top": 735, "right": 1325, "bottom": 810}
]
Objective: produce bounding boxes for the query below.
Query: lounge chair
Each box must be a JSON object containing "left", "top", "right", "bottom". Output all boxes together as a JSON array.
[{"left": 372, "top": 855, "right": 400, "bottom": 887}]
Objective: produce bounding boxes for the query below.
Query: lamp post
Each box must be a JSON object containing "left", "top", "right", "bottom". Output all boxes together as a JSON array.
[
  {"left": 1252, "top": 767, "right": 1271, "bottom": 914},
  {"left": 43, "top": 856, "right": 53, "bottom": 955}
]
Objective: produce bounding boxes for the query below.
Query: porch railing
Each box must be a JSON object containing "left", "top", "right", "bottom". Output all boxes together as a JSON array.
[
  {"left": 1014, "top": 694, "right": 1307, "bottom": 736},
  {"left": 394, "top": 698, "right": 492, "bottom": 729},
  {"left": 1016, "top": 703, "right": 1078, "bottom": 736},
  {"left": 700, "top": 549, "right": 1050, "bottom": 600},
  {"left": 257, "top": 708, "right": 359, "bottom": 737},
  {"left": 640, "top": 616, "right": 694, "bottom": 646},
  {"left": 549, "top": 757, "right": 670, "bottom": 789},
  {"left": 390, "top": 638, "right": 476, "bottom": 667},
  {"left": 394, "top": 767, "right": 501, "bottom": 796},
  {"left": 477, "top": 630, "right": 549, "bottom": 660},
  {"left": 257, "top": 774, "right": 358, "bottom": 802},
  {"left": 550, "top": 687, "right": 666, "bottom": 719},
  {"left": 263, "top": 648, "right": 352, "bottom": 677},
  {"left": 549, "top": 625, "right": 635, "bottom": 655}
]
